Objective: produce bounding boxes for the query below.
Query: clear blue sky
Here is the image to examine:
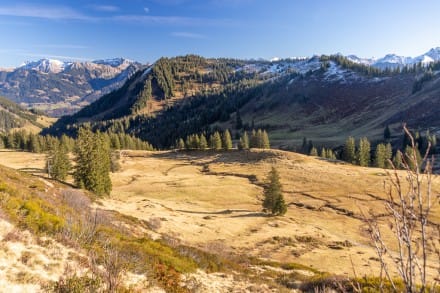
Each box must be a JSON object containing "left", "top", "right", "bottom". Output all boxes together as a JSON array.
[{"left": 0, "top": 0, "right": 439, "bottom": 67}]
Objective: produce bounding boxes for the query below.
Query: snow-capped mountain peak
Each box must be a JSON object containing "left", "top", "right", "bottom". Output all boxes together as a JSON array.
[{"left": 20, "top": 59, "right": 69, "bottom": 74}]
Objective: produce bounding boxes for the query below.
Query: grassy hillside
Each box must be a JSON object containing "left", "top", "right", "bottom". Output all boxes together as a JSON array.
[
  {"left": 1, "top": 149, "right": 439, "bottom": 291},
  {"left": 0, "top": 153, "right": 331, "bottom": 292}
]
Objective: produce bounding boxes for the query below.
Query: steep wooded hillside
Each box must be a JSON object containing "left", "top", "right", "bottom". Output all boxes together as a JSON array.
[
  {"left": 43, "top": 55, "right": 440, "bottom": 149},
  {"left": 0, "top": 96, "right": 54, "bottom": 133}
]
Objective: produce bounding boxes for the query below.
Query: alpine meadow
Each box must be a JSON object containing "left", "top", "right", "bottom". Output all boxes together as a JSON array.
[{"left": 0, "top": 1, "right": 439, "bottom": 292}]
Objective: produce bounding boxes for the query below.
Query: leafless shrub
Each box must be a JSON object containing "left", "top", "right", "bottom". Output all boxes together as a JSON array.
[
  {"left": 362, "top": 124, "right": 440, "bottom": 292},
  {"left": 90, "top": 242, "right": 128, "bottom": 293},
  {"left": 60, "top": 189, "right": 91, "bottom": 212}
]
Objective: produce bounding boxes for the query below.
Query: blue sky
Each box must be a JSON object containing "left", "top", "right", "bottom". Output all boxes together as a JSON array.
[{"left": 0, "top": 0, "right": 439, "bottom": 67}]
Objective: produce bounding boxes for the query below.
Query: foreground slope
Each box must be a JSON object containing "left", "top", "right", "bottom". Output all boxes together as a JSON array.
[
  {"left": 3, "top": 148, "right": 438, "bottom": 286},
  {"left": 0, "top": 155, "right": 301, "bottom": 291}
]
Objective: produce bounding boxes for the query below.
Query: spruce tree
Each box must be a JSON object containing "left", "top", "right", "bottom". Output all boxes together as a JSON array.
[
  {"left": 320, "top": 147, "right": 326, "bottom": 158},
  {"left": 177, "top": 138, "right": 185, "bottom": 150},
  {"left": 357, "top": 137, "right": 371, "bottom": 167},
  {"left": 262, "top": 167, "right": 287, "bottom": 216},
  {"left": 261, "top": 130, "right": 270, "bottom": 149},
  {"left": 48, "top": 140, "right": 71, "bottom": 181},
  {"left": 222, "top": 130, "right": 232, "bottom": 150},
  {"left": 343, "top": 136, "right": 356, "bottom": 164},
  {"left": 393, "top": 151, "right": 403, "bottom": 169},
  {"left": 385, "top": 143, "right": 393, "bottom": 168},
  {"left": 27, "top": 133, "right": 41, "bottom": 153},
  {"left": 374, "top": 143, "right": 386, "bottom": 168},
  {"left": 74, "top": 127, "right": 112, "bottom": 196},
  {"left": 210, "top": 131, "right": 222, "bottom": 150},
  {"left": 250, "top": 129, "right": 258, "bottom": 148},
  {"left": 309, "top": 147, "right": 318, "bottom": 156},
  {"left": 199, "top": 134, "right": 208, "bottom": 150},
  {"left": 301, "top": 137, "right": 308, "bottom": 154},
  {"left": 239, "top": 131, "right": 249, "bottom": 150},
  {"left": 404, "top": 146, "right": 422, "bottom": 172}
]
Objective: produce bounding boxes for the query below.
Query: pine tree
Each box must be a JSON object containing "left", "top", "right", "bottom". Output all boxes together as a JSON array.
[
  {"left": 393, "top": 151, "right": 403, "bottom": 169},
  {"left": 199, "top": 134, "right": 208, "bottom": 150},
  {"left": 301, "top": 137, "right": 308, "bottom": 154},
  {"left": 404, "top": 146, "right": 422, "bottom": 171},
  {"left": 239, "top": 131, "right": 249, "bottom": 150},
  {"left": 374, "top": 143, "right": 386, "bottom": 168},
  {"left": 261, "top": 130, "right": 270, "bottom": 149},
  {"left": 48, "top": 140, "right": 71, "bottom": 181},
  {"left": 262, "top": 167, "right": 287, "bottom": 216},
  {"left": 309, "top": 147, "right": 318, "bottom": 156},
  {"left": 385, "top": 143, "right": 393, "bottom": 168},
  {"left": 250, "top": 129, "right": 258, "bottom": 148},
  {"left": 222, "top": 130, "right": 232, "bottom": 150},
  {"left": 210, "top": 131, "right": 222, "bottom": 150},
  {"left": 320, "top": 147, "right": 326, "bottom": 158},
  {"left": 177, "top": 138, "right": 185, "bottom": 150},
  {"left": 74, "top": 127, "right": 112, "bottom": 196},
  {"left": 326, "top": 149, "right": 336, "bottom": 160},
  {"left": 343, "top": 136, "right": 356, "bottom": 164},
  {"left": 27, "top": 133, "right": 41, "bottom": 153},
  {"left": 357, "top": 137, "right": 371, "bottom": 167}
]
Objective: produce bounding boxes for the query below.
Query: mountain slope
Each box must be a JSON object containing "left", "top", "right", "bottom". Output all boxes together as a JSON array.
[
  {"left": 43, "top": 54, "right": 440, "bottom": 149},
  {"left": 0, "top": 58, "right": 143, "bottom": 116},
  {"left": 0, "top": 96, "right": 54, "bottom": 133}
]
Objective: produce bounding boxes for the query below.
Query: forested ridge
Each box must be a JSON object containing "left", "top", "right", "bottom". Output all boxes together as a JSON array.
[{"left": 0, "top": 96, "right": 44, "bottom": 132}]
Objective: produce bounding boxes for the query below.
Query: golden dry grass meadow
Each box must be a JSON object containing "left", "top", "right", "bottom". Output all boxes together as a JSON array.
[{"left": 1, "top": 148, "right": 439, "bottom": 282}]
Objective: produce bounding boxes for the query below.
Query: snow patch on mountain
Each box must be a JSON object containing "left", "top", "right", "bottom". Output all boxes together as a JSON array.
[
  {"left": 18, "top": 58, "right": 136, "bottom": 74},
  {"left": 347, "top": 47, "right": 440, "bottom": 69},
  {"left": 20, "top": 59, "right": 70, "bottom": 74}
]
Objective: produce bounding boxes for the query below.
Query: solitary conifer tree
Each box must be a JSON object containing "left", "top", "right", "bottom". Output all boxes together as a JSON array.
[{"left": 262, "top": 167, "right": 287, "bottom": 216}]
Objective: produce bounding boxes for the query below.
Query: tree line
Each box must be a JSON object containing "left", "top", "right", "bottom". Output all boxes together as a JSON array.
[
  {"left": 174, "top": 129, "right": 270, "bottom": 151},
  {"left": 0, "top": 129, "right": 153, "bottom": 153},
  {"left": 304, "top": 126, "right": 437, "bottom": 170}
]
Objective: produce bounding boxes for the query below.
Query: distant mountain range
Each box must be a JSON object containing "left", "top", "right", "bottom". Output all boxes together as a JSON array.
[
  {"left": 346, "top": 47, "right": 440, "bottom": 69},
  {"left": 0, "top": 58, "right": 143, "bottom": 116},
  {"left": 1, "top": 48, "right": 440, "bottom": 118}
]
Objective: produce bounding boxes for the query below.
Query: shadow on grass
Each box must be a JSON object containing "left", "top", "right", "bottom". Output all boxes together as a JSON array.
[
  {"left": 230, "top": 212, "right": 267, "bottom": 218},
  {"left": 175, "top": 209, "right": 254, "bottom": 215},
  {"left": 18, "top": 167, "right": 46, "bottom": 173}
]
